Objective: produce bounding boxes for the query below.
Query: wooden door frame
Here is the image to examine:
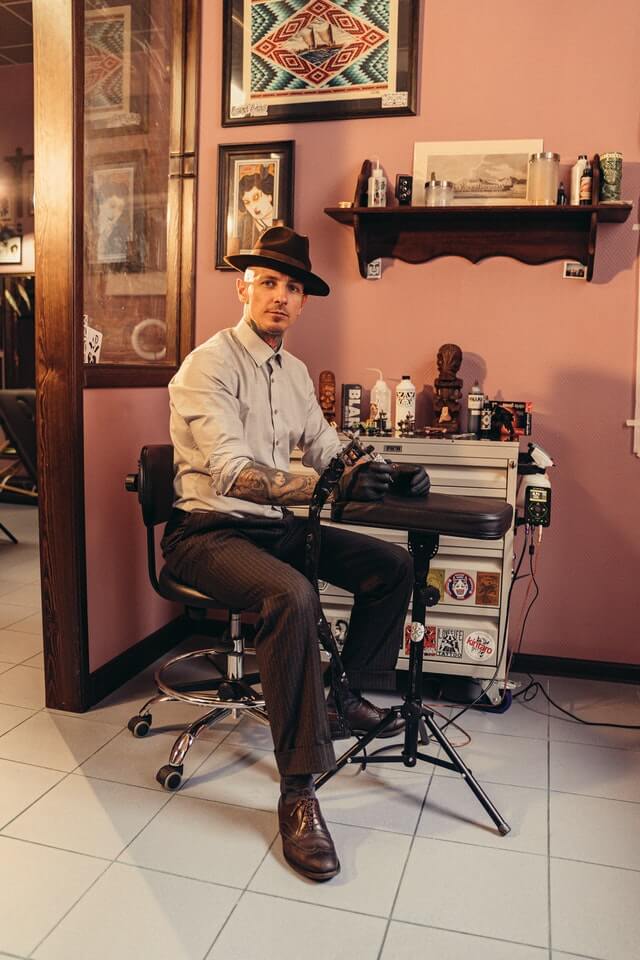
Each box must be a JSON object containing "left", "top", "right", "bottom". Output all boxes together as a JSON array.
[{"left": 33, "top": 0, "right": 200, "bottom": 711}]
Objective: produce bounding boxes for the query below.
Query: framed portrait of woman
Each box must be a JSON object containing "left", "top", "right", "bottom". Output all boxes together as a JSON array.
[{"left": 216, "top": 140, "right": 294, "bottom": 269}]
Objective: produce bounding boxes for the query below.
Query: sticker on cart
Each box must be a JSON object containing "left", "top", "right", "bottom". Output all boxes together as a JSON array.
[
  {"left": 445, "top": 571, "right": 475, "bottom": 602},
  {"left": 427, "top": 568, "right": 445, "bottom": 598},
  {"left": 476, "top": 572, "right": 501, "bottom": 606},
  {"left": 424, "top": 625, "right": 437, "bottom": 656},
  {"left": 465, "top": 630, "right": 496, "bottom": 661},
  {"left": 436, "top": 628, "right": 464, "bottom": 658}
]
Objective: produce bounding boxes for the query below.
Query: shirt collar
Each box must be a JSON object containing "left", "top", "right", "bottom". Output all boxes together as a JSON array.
[{"left": 233, "top": 319, "right": 282, "bottom": 368}]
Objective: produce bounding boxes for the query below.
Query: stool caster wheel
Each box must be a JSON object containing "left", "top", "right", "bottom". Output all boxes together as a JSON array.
[
  {"left": 157, "top": 764, "right": 183, "bottom": 791},
  {"left": 128, "top": 714, "right": 152, "bottom": 738}
]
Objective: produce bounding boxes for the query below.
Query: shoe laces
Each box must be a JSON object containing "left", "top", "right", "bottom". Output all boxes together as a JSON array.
[{"left": 292, "top": 792, "right": 321, "bottom": 828}]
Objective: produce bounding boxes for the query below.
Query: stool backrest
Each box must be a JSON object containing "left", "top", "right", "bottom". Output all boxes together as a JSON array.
[
  {"left": 138, "top": 444, "right": 175, "bottom": 527},
  {"left": 0, "top": 389, "right": 37, "bottom": 482}
]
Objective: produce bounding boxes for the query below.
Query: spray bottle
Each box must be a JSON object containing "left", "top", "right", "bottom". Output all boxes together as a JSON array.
[
  {"left": 367, "top": 158, "right": 387, "bottom": 207},
  {"left": 366, "top": 368, "right": 392, "bottom": 427},
  {"left": 467, "top": 380, "right": 485, "bottom": 437},
  {"left": 394, "top": 374, "right": 416, "bottom": 434}
]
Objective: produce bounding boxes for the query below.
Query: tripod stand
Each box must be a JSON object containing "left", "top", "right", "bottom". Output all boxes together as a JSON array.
[{"left": 316, "top": 499, "right": 512, "bottom": 837}]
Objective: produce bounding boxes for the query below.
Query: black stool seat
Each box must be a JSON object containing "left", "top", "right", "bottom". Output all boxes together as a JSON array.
[
  {"left": 158, "top": 567, "right": 222, "bottom": 608},
  {"left": 332, "top": 492, "right": 513, "bottom": 540}
]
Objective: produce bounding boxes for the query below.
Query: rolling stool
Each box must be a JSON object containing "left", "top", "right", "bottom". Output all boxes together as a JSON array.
[
  {"left": 321, "top": 489, "right": 514, "bottom": 836},
  {"left": 125, "top": 444, "right": 268, "bottom": 790}
]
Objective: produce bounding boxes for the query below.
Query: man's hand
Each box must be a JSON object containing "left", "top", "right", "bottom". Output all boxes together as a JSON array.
[
  {"left": 406, "top": 465, "right": 430, "bottom": 497},
  {"left": 390, "top": 464, "right": 431, "bottom": 498},
  {"left": 340, "top": 460, "right": 394, "bottom": 501}
]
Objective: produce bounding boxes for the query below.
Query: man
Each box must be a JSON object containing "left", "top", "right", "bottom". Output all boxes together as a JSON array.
[{"left": 163, "top": 226, "right": 429, "bottom": 882}]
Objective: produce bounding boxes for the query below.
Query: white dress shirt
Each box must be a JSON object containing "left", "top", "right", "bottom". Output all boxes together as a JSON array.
[{"left": 168, "top": 319, "right": 342, "bottom": 518}]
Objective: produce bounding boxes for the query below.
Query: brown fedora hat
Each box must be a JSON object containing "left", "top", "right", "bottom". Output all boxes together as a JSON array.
[{"left": 224, "top": 226, "right": 330, "bottom": 297}]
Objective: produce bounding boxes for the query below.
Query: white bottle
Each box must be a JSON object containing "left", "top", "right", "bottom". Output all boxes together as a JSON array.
[
  {"left": 366, "top": 368, "right": 392, "bottom": 426},
  {"left": 570, "top": 154, "right": 588, "bottom": 205},
  {"left": 394, "top": 374, "right": 416, "bottom": 434},
  {"left": 367, "top": 158, "right": 387, "bottom": 207}
]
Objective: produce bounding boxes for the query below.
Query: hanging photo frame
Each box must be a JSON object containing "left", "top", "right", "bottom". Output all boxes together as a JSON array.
[{"left": 222, "top": 0, "right": 419, "bottom": 126}]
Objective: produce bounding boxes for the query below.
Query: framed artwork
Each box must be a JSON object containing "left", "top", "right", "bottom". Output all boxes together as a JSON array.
[
  {"left": 412, "top": 139, "right": 544, "bottom": 205},
  {"left": 216, "top": 140, "right": 294, "bottom": 269},
  {"left": 87, "top": 152, "right": 144, "bottom": 270},
  {"left": 85, "top": 1, "right": 148, "bottom": 133},
  {"left": 222, "top": 0, "right": 419, "bottom": 126},
  {"left": 0, "top": 235, "right": 22, "bottom": 264}
]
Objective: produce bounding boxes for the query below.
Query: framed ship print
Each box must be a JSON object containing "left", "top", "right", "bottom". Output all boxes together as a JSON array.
[{"left": 222, "top": 0, "right": 419, "bottom": 126}]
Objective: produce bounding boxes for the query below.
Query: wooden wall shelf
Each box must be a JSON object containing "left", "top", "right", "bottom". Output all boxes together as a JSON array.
[{"left": 325, "top": 201, "right": 632, "bottom": 282}]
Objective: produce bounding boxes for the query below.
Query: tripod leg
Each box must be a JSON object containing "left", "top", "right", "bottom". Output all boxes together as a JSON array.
[
  {"left": 422, "top": 712, "right": 511, "bottom": 836},
  {"left": 0, "top": 520, "right": 18, "bottom": 544}
]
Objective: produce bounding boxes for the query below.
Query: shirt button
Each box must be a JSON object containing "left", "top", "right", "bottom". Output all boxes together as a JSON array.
[
  {"left": 274, "top": 409, "right": 278, "bottom": 414},
  {"left": 275, "top": 440, "right": 279, "bottom": 446}
]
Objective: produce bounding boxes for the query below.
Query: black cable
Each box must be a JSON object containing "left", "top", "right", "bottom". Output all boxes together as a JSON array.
[
  {"left": 439, "top": 528, "right": 530, "bottom": 732},
  {"left": 514, "top": 672, "right": 640, "bottom": 730}
]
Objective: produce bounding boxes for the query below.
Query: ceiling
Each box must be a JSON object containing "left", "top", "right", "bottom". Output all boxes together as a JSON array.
[{"left": 0, "top": 1, "right": 32, "bottom": 66}]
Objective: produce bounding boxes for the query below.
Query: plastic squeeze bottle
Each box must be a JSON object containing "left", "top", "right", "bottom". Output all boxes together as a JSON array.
[
  {"left": 366, "top": 368, "right": 392, "bottom": 425},
  {"left": 394, "top": 374, "right": 416, "bottom": 434}
]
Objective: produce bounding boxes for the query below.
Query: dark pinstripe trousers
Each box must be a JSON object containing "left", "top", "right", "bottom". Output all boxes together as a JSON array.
[{"left": 161, "top": 509, "right": 413, "bottom": 775}]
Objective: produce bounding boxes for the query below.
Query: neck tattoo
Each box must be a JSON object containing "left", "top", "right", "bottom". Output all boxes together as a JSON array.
[{"left": 248, "top": 318, "right": 282, "bottom": 352}]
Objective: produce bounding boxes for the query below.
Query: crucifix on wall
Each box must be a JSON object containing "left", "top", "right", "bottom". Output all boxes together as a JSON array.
[{"left": 4, "top": 146, "right": 34, "bottom": 220}]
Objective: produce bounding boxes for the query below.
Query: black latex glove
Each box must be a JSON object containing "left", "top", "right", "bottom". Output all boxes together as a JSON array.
[
  {"left": 340, "top": 460, "right": 394, "bottom": 501},
  {"left": 390, "top": 464, "right": 431, "bottom": 498}
]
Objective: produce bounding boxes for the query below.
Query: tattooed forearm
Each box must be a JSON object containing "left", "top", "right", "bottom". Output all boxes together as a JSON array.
[{"left": 228, "top": 463, "right": 317, "bottom": 505}]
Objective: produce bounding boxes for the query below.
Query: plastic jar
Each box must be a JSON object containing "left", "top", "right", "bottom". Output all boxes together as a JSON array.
[
  {"left": 425, "top": 177, "right": 455, "bottom": 206},
  {"left": 526, "top": 152, "right": 560, "bottom": 205}
]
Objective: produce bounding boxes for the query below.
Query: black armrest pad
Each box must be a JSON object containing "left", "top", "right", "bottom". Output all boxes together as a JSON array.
[{"left": 331, "top": 492, "right": 512, "bottom": 540}]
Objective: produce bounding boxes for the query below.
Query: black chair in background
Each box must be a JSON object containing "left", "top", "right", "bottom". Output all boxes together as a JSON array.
[
  {"left": 0, "top": 389, "right": 37, "bottom": 543},
  {"left": 125, "top": 444, "right": 268, "bottom": 790}
]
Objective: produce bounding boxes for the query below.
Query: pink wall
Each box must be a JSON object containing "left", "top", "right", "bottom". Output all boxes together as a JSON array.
[
  {"left": 83, "top": 1, "right": 639, "bottom": 670},
  {"left": 84, "top": 389, "right": 174, "bottom": 671},
  {"left": 194, "top": 0, "right": 640, "bottom": 664},
  {"left": 0, "top": 63, "right": 34, "bottom": 274}
]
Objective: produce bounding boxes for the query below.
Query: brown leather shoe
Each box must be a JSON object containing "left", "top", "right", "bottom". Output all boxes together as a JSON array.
[
  {"left": 327, "top": 692, "right": 405, "bottom": 740},
  {"left": 278, "top": 791, "right": 340, "bottom": 882}
]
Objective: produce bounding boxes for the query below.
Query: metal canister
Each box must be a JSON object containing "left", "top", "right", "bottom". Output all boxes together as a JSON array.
[
  {"left": 424, "top": 175, "right": 455, "bottom": 206},
  {"left": 526, "top": 152, "right": 560, "bottom": 205}
]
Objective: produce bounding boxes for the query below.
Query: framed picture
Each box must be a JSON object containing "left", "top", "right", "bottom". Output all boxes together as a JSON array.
[
  {"left": 216, "top": 140, "right": 294, "bottom": 269},
  {"left": 412, "top": 139, "right": 544, "bottom": 205},
  {"left": 0, "top": 235, "right": 22, "bottom": 264},
  {"left": 222, "top": 0, "right": 419, "bottom": 126},
  {"left": 85, "top": 1, "right": 149, "bottom": 133},
  {"left": 87, "top": 151, "right": 144, "bottom": 270}
]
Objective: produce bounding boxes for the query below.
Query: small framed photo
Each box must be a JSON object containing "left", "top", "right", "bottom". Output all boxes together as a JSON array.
[
  {"left": 563, "top": 260, "right": 587, "bottom": 280},
  {"left": 87, "top": 152, "right": 144, "bottom": 270},
  {"left": 0, "top": 235, "right": 22, "bottom": 264},
  {"left": 222, "top": 0, "right": 419, "bottom": 127},
  {"left": 216, "top": 140, "right": 294, "bottom": 270},
  {"left": 412, "top": 139, "right": 544, "bottom": 205}
]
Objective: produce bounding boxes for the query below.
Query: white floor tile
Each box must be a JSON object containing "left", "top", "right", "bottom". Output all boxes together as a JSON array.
[
  {"left": 0, "top": 758, "right": 65, "bottom": 829},
  {"left": 179, "top": 742, "right": 280, "bottom": 810},
  {"left": 0, "top": 627, "right": 42, "bottom": 663},
  {"left": 251, "top": 821, "right": 411, "bottom": 918},
  {"left": 550, "top": 740, "right": 640, "bottom": 802},
  {"left": 9, "top": 610, "right": 42, "bottom": 635},
  {"left": 32, "top": 862, "right": 239, "bottom": 960},
  {"left": 0, "top": 701, "right": 34, "bottom": 736},
  {"left": 551, "top": 858, "right": 640, "bottom": 959},
  {"left": 207, "top": 890, "right": 386, "bottom": 960},
  {"left": 78, "top": 726, "right": 220, "bottom": 791},
  {"left": 225, "top": 714, "right": 274, "bottom": 750},
  {"left": 548, "top": 677, "right": 640, "bottom": 750},
  {"left": 382, "top": 922, "right": 549, "bottom": 959},
  {"left": 0, "top": 602, "right": 39, "bottom": 630},
  {"left": 550, "top": 791, "right": 640, "bottom": 871},
  {"left": 1, "top": 583, "right": 42, "bottom": 607},
  {"left": 0, "top": 660, "right": 12, "bottom": 674},
  {"left": 435, "top": 730, "right": 548, "bottom": 789},
  {"left": 0, "top": 663, "right": 45, "bottom": 708},
  {"left": 319, "top": 763, "right": 429, "bottom": 834},
  {"left": 0, "top": 711, "right": 120, "bottom": 771},
  {"left": 0, "top": 836, "right": 106, "bottom": 957},
  {"left": 457, "top": 698, "right": 549, "bottom": 739},
  {"left": 394, "top": 837, "right": 548, "bottom": 947},
  {"left": 418, "top": 777, "right": 548, "bottom": 855},
  {"left": 23, "top": 650, "right": 44, "bottom": 668},
  {"left": 3, "top": 774, "right": 170, "bottom": 859},
  {"left": 119, "top": 794, "right": 279, "bottom": 888}
]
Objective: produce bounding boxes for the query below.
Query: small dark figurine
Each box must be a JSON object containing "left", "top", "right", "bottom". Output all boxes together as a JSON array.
[
  {"left": 318, "top": 370, "right": 337, "bottom": 425},
  {"left": 432, "top": 343, "right": 463, "bottom": 433}
]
